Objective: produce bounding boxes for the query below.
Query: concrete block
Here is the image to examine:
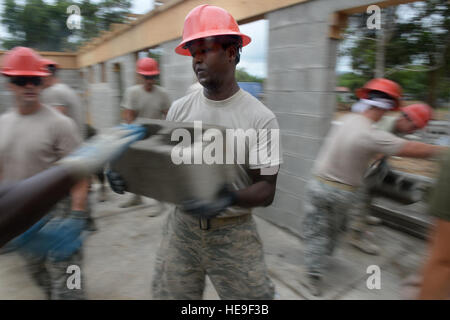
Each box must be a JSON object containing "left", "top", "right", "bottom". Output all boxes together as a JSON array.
[
  {"left": 275, "top": 112, "right": 331, "bottom": 138},
  {"left": 289, "top": 43, "right": 329, "bottom": 69},
  {"left": 271, "top": 187, "right": 304, "bottom": 215},
  {"left": 277, "top": 171, "right": 309, "bottom": 197},
  {"left": 267, "top": 91, "right": 333, "bottom": 116},
  {"left": 269, "top": 22, "right": 329, "bottom": 49},
  {"left": 265, "top": 70, "right": 307, "bottom": 92},
  {"left": 112, "top": 118, "right": 240, "bottom": 205},
  {"left": 89, "top": 83, "right": 121, "bottom": 129},
  {"left": 281, "top": 133, "right": 322, "bottom": 158},
  {"left": 280, "top": 154, "right": 315, "bottom": 181},
  {"left": 268, "top": 0, "right": 330, "bottom": 30}
]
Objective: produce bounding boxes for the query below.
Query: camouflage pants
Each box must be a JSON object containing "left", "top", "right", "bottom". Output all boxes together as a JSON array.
[
  {"left": 152, "top": 208, "right": 274, "bottom": 300},
  {"left": 302, "top": 178, "right": 362, "bottom": 278},
  {"left": 19, "top": 198, "right": 86, "bottom": 300},
  {"left": 21, "top": 249, "right": 85, "bottom": 300}
]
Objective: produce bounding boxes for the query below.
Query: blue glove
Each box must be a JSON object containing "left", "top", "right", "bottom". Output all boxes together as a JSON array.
[
  {"left": 57, "top": 124, "right": 147, "bottom": 177},
  {"left": 1, "top": 214, "right": 52, "bottom": 252},
  {"left": 180, "top": 185, "right": 238, "bottom": 218},
  {"left": 106, "top": 170, "right": 127, "bottom": 194},
  {"left": 19, "top": 211, "right": 86, "bottom": 262}
]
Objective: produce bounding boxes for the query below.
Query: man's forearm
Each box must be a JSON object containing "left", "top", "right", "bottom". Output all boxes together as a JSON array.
[
  {"left": 70, "top": 178, "right": 89, "bottom": 211},
  {"left": 397, "top": 141, "right": 447, "bottom": 159},
  {"left": 0, "top": 166, "right": 77, "bottom": 247},
  {"left": 235, "top": 180, "right": 276, "bottom": 208},
  {"left": 419, "top": 219, "right": 450, "bottom": 299},
  {"left": 124, "top": 109, "right": 137, "bottom": 124}
]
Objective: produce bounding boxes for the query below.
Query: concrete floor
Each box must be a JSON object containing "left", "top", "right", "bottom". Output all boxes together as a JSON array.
[{"left": 0, "top": 185, "right": 428, "bottom": 300}]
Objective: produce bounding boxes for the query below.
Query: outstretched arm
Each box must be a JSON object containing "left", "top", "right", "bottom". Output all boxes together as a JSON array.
[
  {"left": 0, "top": 124, "right": 147, "bottom": 247},
  {"left": 0, "top": 166, "right": 76, "bottom": 247}
]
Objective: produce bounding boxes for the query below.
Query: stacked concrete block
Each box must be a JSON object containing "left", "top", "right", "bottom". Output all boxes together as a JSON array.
[
  {"left": 160, "top": 38, "right": 196, "bottom": 101},
  {"left": 58, "top": 70, "right": 83, "bottom": 92},
  {"left": 88, "top": 83, "right": 121, "bottom": 129},
  {"left": 0, "top": 75, "right": 14, "bottom": 115},
  {"left": 105, "top": 53, "right": 137, "bottom": 91},
  {"left": 255, "top": 0, "right": 342, "bottom": 236}
]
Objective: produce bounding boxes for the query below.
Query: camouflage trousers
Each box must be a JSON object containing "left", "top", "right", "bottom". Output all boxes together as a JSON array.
[
  {"left": 302, "top": 178, "right": 364, "bottom": 278},
  {"left": 20, "top": 249, "right": 85, "bottom": 300},
  {"left": 152, "top": 208, "right": 274, "bottom": 300},
  {"left": 19, "top": 198, "right": 86, "bottom": 300}
]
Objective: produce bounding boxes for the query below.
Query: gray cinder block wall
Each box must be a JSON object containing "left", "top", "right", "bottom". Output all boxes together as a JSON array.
[
  {"left": 87, "top": 53, "right": 137, "bottom": 129},
  {"left": 160, "top": 39, "right": 196, "bottom": 102},
  {"left": 254, "top": 0, "right": 379, "bottom": 237}
]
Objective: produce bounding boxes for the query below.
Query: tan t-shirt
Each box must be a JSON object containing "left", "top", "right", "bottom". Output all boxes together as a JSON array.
[
  {"left": 0, "top": 104, "right": 81, "bottom": 183},
  {"left": 375, "top": 115, "right": 399, "bottom": 133},
  {"left": 121, "top": 84, "right": 171, "bottom": 120},
  {"left": 314, "top": 113, "right": 406, "bottom": 187},
  {"left": 41, "top": 83, "right": 85, "bottom": 138},
  {"left": 167, "top": 88, "right": 283, "bottom": 217}
]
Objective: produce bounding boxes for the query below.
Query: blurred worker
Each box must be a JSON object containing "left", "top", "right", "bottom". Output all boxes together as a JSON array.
[
  {"left": 41, "top": 58, "right": 86, "bottom": 138},
  {"left": 419, "top": 149, "right": 450, "bottom": 299},
  {"left": 119, "top": 57, "right": 171, "bottom": 209},
  {"left": 108, "top": 5, "right": 282, "bottom": 299},
  {"left": 0, "top": 125, "right": 147, "bottom": 248},
  {"left": 0, "top": 47, "right": 88, "bottom": 299},
  {"left": 41, "top": 58, "right": 98, "bottom": 229},
  {"left": 349, "top": 103, "right": 433, "bottom": 255},
  {"left": 301, "top": 78, "right": 447, "bottom": 297}
]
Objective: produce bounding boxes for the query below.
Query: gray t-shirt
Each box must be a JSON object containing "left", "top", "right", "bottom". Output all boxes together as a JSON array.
[
  {"left": 41, "top": 83, "right": 85, "bottom": 138},
  {"left": 167, "top": 88, "right": 283, "bottom": 217},
  {"left": 121, "top": 84, "right": 171, "bottom": 120},
  {"left": 0, "top": 105, "right": 81, "bottom": 183},
  {"left": 314, "top": 113, "right": 406, "bottom": 187}
]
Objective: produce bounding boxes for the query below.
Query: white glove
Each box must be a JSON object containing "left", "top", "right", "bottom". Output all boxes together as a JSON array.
[{"left": 57, "top": 124, "right": 147, "bottom": 177}]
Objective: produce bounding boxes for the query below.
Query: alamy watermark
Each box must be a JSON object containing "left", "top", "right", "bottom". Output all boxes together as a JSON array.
[
  {"left": 66, "top": 265, "right": 81, "bottom": 290},
  {"left": 66, "top": 5, "right": 81, "bottom": 30},
  {"left": 366, "top": 265, "right": 381, "bottom": 290},
  {"left": 366, "top": 5, "right": 381, "bottom": 30},
  {"left": 170, "top": 121, "right": 281, "bottom": 174}
]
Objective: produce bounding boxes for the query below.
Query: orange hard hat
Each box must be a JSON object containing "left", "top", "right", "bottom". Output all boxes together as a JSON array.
[
  {"left": 1, "top": 47, "right": 50, "bottom": 77},
  {"left": 41, "top": 58, "right": 59, "bottom": 68},
  {"left": 356, "top": 78, "right": 402, "bottom": 108},
  {"left": 175, "top": 4, "right": 251, "bottom": 56},
  {"left": 136, "top": 57, "right": 160, "bottom": 76},
  {"left": 401, "top": 103, "right": 432, "bottom": 129}
]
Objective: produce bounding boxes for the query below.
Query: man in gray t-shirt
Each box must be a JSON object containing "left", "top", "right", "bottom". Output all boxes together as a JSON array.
[
  {"left": 302, "top": 78, "right": 446, "bottom": 297},
  {"left": 0, "top": 47, "right": 89, "bottom": 299},
  {"left": 119, "top": 57, "right": 172, "bottom": 209},
  {"left": 41, "top": 59, "right": 85, "bottom": 139}
]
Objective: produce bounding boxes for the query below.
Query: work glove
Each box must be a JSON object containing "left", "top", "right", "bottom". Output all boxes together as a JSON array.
[
  {"left": 180, "top": 185, "right": 238, "bottom": 219},
  {"left": 106, "top": 170, "right": 127, "bottom": 194},
  {"left": 57, "top": 124, "right": 147, "bottom": 178},
  {"left": 10, "top": 210, "right": 86, "bottom": 262}
]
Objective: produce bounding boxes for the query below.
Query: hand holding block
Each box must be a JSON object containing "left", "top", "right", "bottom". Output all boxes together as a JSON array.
[{"left": 111, "top": 118, "right": 241, "bottom": 205}]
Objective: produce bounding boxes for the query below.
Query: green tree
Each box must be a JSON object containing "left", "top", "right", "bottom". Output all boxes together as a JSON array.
[
  {"left": 340, "top": 0, "right": 450, "bottom": 107},
  {"left": 235, "top": 68, "right": 264, "bottom": 83},
  {"left": 0, "top": 0, "right": 132, "bottom": 51}
]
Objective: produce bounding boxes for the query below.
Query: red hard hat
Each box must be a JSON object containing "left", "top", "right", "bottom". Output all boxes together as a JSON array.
[
  {"left": 401, "top": 103, "right": 432, "bottom": 129},
  {"left": 1, "top": 47, "right": 50, "bottom": 77},
  {"left": 136, "top": 58, "right": 160, "bottom": 76},
  {"left": 41, "top": 58, "right": 59, "bottom": 68},
  {"left": 175, "top": 4, "right": 251, "bottom": 56},
  {"left": 356, "top": 78, "right": 402, "bottom": 108}
]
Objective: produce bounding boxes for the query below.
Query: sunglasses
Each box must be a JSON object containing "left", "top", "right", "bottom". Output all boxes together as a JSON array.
[
  {"left": 143, "top": 75, "right": 157, "bottom": 80},
  {"left": 10, "top": 76, "right": 43, "bottom": 87}
]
